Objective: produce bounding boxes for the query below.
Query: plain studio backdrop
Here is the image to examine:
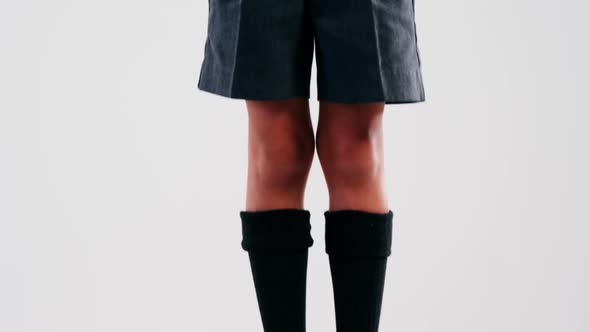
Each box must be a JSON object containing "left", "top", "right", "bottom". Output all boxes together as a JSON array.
[{"left": 1, "top": 0, "right": 589, "bottom": 331}]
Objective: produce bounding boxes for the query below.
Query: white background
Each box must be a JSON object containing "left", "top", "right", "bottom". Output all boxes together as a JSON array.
[{"left": 1, "top": 0, "right": 589, "bottom": 331}]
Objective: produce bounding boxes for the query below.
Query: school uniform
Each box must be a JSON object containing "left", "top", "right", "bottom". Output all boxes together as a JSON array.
[{"left": 197, "top": 0, "right": 425, "bottom": 104}]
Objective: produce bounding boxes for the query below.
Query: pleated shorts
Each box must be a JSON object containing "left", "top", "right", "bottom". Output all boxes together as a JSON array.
[{"left": 197, "top": 0, "right": 425, "bottom": 104}]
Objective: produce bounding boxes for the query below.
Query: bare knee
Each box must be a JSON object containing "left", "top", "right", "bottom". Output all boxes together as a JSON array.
[
  {"left": 315, "top": 104, "right": 385, "bottom": 188},
  {"left": 246, "top": 98, "right": 315, "bottom": 189},
  {"left": 252, "top": 134, "right": 315, "bottom": 188},
  {"left": 317, "top": 132, "right": 382, "bottom": 188}
]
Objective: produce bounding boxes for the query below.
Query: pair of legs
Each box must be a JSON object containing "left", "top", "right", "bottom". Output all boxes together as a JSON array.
[{"left": 245, "top": 97, "right": 389, "bottom": 213}]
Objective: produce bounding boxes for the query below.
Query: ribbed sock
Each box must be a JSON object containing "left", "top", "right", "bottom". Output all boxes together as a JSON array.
[
  {"left": 240, "top": 208, "right": 314, "bottom": 332},
  {"left": 324, "top": 209, "right": 394, "bottom": 332}
]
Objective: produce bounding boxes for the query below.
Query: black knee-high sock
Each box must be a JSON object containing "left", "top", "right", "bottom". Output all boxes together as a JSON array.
[
  {"left": 324, "top": 209, "right": 394, "bottom": 332},
  {"left": 240, "top": 208, "right": 314, "bottom": 332}
]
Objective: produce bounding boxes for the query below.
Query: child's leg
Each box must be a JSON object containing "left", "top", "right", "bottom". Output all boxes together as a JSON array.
[
  {"left": 240, "top": 98, "right": 315, "bottom": 332},
  {"left": 316, "top": 101, "right": 389, "bottom": 213},
  {"left": 244, "top": 98, "right": 315, "bottom": 211},
  {"left": 316, "top": 101, "right": 394, "bottom": 332}
]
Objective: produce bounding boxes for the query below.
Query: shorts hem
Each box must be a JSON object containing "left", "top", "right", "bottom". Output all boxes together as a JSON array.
[
  {"left": 316, "top": 67, "right": 425, "bottom": 105},
  {"left": 197, "top": 81, "right": 311, "bottom": 102},
  {"left": 316, "top": 96, "right": 426, "bottom": 105}
]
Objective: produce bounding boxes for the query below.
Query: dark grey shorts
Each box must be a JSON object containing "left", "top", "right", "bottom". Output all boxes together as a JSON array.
[{"left": 197, "top": 0, "right": 425, "bottom": 104}]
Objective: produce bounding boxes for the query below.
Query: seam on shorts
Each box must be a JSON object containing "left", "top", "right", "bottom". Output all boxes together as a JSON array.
[
  {"left": 368, "top": 0, "right": 386, "bottom": 101},
  {"left": 197, "top": 0, "right": 212, "bottom": 89},
  {"left": 229, "top": 0, "right": 243, "bottom": 97},
  {"left": 197, "top": 38, "right": 209, "bottom": 88},
  {"left": 411, "top": 0, "right": 422, "bottom": 67}
]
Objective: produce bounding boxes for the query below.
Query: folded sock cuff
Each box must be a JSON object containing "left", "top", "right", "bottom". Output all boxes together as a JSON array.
[
  {"left": 240, "top": 208, "right": 314, "bottom": 254},
  {"left": 324, "top": 209, "right": 393, "bottom": 257}
]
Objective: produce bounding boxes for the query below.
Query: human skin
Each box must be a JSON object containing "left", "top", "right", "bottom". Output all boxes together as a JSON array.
[{"left": 244, "top": 98, "right": 389, "bottom": 214}]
